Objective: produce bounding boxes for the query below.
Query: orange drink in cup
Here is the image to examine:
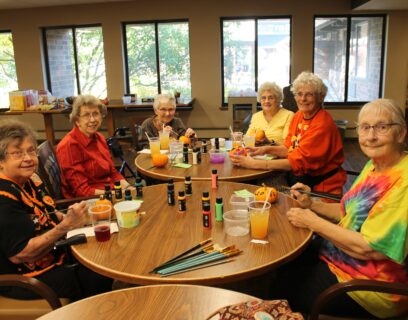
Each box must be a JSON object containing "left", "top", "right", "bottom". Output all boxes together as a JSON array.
[
  {"left": 249, "top": 201, "right": 271, "bottom": 239},
  {"left": 159, "top": 130, "right": 170, "bottom": 150},
  {"left": 149, "top": 137, "right": 161, "bottom": 155}
]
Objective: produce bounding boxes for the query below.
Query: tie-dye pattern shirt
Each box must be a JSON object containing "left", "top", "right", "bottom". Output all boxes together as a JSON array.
[{"left": 320, "top": 154, "right": 408, "bottom": 319}]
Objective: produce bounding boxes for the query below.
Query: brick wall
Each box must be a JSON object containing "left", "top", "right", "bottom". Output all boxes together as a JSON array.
[{"left": 46, "top": 29, "right": 76, "bottom": 98}]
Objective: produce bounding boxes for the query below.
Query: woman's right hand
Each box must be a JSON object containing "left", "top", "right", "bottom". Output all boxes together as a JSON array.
[
  {"left": 246, "top": 146, "right": 268, "bottom": 156},
  {"left": 290, "top": 183, "right": 312, "bottom": 209},
  {"left": 62, "top": 201, "right": 89, "bottom": 230}
]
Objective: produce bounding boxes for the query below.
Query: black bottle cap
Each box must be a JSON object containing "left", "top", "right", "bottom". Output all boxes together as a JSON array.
[
  {"left": 212, "top": 169, "right": 217, "bottom": 174},
  {"left": 203, "top": 203, "right": 210, "bottom": 211},
  {"left": 178, "top": 191, "right": 185, "bottom": 197},
  {"left": 104, "top": 184, "right": 111, "bottom": 190},
  {"left": 168, "top": 178, "right": 174, "bottom": 184},
  {"left": 202, "top": 191, "right": 209, "bottom": 197},
  {"left": 136, "top": 176, "right": 141, "bottom": 183},
  {"left": 216, "top": 197, "right": 223, "bottom": 204},
  {"left": 114, "top": 180, "right": 120, "bottom": 186},
  {"left": 185, "top": 176, "right": 191, "bottom": 181},
  {"left": 125, "top": 189, "right": 131, "bottom": 196}
]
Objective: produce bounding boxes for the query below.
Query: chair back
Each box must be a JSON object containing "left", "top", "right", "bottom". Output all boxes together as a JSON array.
[{"left": 37, "top": 141, "right": 63, "bottom": 200}]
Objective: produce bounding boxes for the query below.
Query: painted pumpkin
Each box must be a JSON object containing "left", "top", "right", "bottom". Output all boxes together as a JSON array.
[
  {"left": 255, "top": 129, "right": 265, "bottom": 142},
  {"left": 229, "top": 147, "right": 247, "bottom": 157},
  {"left": 152, "top": 153, "right": 169, "bottom": 167},
  {"left": 179, "top": 136, "right": 190, "bottom": 145},
  {"left": 254, "top": 184, "right": 278, "bottom": 203}
]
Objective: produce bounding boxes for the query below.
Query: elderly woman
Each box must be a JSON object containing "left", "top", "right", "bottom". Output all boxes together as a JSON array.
[
  {"left": 273, "top": 99, "right": 408, "bottom": 318},
  {"left": 56, "top": 95, "right": 131, "bottom": 198},
  {"left": 246, "top": 82, "right": 294, "bottom": 144},
  {"left": 0, "top": 119, "right": 112, "bottom": 300},
  {"left": 141, "top": 93, "right": 195, "bottom": 139},
  {"left": 231, "top": 71, "right": 346, "bottom": 195}
]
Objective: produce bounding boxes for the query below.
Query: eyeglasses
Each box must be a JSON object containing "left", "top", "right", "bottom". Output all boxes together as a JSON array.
[
  {"left": 294, "top": 92, "right": 314, "bottom": 99},
  {"left": 260, "top": 95, "right": 276, "bottom": 101},
  {"left": 356, "top": 123, "right": 399, "bottom": 135},
  {"left": 6, "top": 148, "right": 38, "bottom": 160},
  {"left": 158, "top": 108, "right": 176, "bottom": 113},
  {"left": 79, "top": 112, "right": 102, "bottom": 120}
]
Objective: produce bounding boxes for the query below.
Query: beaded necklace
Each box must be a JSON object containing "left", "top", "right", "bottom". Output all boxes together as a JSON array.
[{"left": 289, "top": 108, "right": 321, "bottom": 152}]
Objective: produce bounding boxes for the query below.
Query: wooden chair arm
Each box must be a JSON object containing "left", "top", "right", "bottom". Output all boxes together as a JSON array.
[
  {"left": 0, "top": 274, "right": 62, "bottom": 310},
  {"left": 309, "top": 279, "right": 408, "bottom": 320}
]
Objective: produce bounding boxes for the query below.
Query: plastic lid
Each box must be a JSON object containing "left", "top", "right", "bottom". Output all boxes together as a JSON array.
[
  {"left": 114, "top": 181, "right": 121, "bottom": 186},
  {"left": 114, "top": 200, "right": 141, "bottom": 212},
  {"left": 202, "top": 191, "right": 209, "bottom": 197},
  {"left": 216, "top": 197, "right": 223, "bottom": 204},
  {"left": 212, "top": 169, "right": 218, "bottom": 174},
  {"left": 178, "top": 191, "right": 185, "bottom": 196},
  {"left": 185, "top": 176, "right": 191, "bottom": 181}
]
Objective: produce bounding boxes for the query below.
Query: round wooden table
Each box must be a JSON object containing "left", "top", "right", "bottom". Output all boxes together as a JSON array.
[
  {"left": 72, "top": 181, "right": 312, "bottom": 285},
  {"left": 38, "top": 285, "right": 258, "bottom": 320},
  {"left": 135, "top": 150, "right": 273, "bottom": 182}
]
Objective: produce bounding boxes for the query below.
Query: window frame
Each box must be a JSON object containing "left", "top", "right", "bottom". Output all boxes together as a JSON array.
[
  {"left": 220, "top": 16, "right": 292, "bottom": 107},
  {"left": 313, "top": 14, "right": 386, "bottom": 108},
  {"left": 122, "top": 19, "right": 191, "bottom": 96},
  {"left": 42, "top": 23, "right": 104, "bottom": 96}
]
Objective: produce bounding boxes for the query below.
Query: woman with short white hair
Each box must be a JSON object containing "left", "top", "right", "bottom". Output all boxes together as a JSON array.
[
  {"left": 246, "top": 81, "right": 294, "bottom": 144},
  {"left": 141, "top": 93, "right": 195, "bottom": 139}
]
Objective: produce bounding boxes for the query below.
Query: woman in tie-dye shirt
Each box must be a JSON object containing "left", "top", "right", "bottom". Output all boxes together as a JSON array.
[{"left": 278, "top": 99, "right": 407, "bottom": 319}]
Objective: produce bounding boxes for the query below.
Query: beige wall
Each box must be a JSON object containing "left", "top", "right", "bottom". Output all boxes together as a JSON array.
[{"left": 0, "top": 0, "right": 407, "bottom": 139}]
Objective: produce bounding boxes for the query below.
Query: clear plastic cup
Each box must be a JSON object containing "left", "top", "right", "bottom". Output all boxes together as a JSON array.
[
  {"left": 149, "top": 137, "right": 160, "bottom": 155},
  {"left": 223, "top": 210, "right": 250, "bottom": 236},
  {"left": 159, "top": 130, "right": 170, "bottom": 150},
  {"left": 248, "top": 201, "right": 271, "bottom": 239},
  {"left": 244, "top": 134, "right": 255, "bottom": 148},
  {"left": 89, "top": 204, "right": 112, "bottom": 242},
  {"left": 231, "top": 132, "right": 243, "bottom": 148}
]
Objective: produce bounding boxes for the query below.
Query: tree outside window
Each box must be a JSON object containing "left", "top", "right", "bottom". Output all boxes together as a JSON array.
[
  {"left": 314, "top": 16, "right": 385, "bottom": 103},
  {"left": 43, "top": 25, "right": 107, "bottom": 99},
  {"left": 124, "top": 20, "right": 191, "bottom": 98},
  {"left": 0, "top": 31, "right": 18, "bottom": 109},
  {"left": 222, "top": 17, "right": 291, "bottom": 104}
]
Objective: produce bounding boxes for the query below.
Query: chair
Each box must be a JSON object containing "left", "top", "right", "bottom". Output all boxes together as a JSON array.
[
  {"left": 282, "top": 85, "right": 298, "bottom": 113},
  {"left": 227, "top": 96, "right": 258, "bottom": 131},
  {"left": 37, "top": 141, "right": 95, "bottom": 208},
  {"left": 309, "top": 279, "right": 408, "bottom": 320},
  {"left": 0, "top": 274, "right": 68, "bottom": 320}
]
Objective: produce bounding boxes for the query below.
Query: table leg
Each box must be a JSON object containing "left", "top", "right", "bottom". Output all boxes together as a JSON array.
[
  {"left": 106, "top": 109, "right": 115, "bottom": 136},
  {"left": 43, "top": 114, "right": 56, "bottom": 146}
]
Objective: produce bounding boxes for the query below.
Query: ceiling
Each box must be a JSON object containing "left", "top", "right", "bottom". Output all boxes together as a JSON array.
[{"left": 0, "top": 0, "right": 407, "bottom": 10}]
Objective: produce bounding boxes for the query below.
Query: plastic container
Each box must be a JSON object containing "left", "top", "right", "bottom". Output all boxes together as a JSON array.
[
  {"left": 209, "top": 149, "right": 226, "bottom": 164},
  {"left": 223, "top": 210, "right": 250, "bottom": 236},
  {"left": 229, "top": 194, "right": 255, "bottom": 211},
  {"left": 210, "top": 138, "right": 226, "bottom": 148},
  {"left": 114, "top": 201, "right": 141, "bottom": 228}
]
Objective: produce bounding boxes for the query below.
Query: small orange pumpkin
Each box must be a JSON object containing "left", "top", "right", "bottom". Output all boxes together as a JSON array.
[
  {"left": 255, "top": 129, "right": 265, "bottom": 142},
  {"left": 179, "top": 135, "right": 190, "bottom": 145},
  {"left": 229, "top": 147, "right": 247, "bottom": 157},
  {"left": 254, "top": 184, "right": 278, "bottom": 203},
  {"left": 152, "top": 153, "right": 169, "bottom": 167}
]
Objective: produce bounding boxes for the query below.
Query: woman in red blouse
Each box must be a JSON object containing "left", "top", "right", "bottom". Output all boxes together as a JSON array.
[{"left": 57, "top": 95, "right": 131, "bottom": 198}]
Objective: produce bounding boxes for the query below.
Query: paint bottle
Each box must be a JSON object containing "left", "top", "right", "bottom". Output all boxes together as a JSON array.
[
  {"left": 201, "top": 140, "right": 207, "bottom": 154},
  {"left": 214, "top": 137, "right": 220, "bottom": 150},
  {"left": 185, "top": 176, "right": 192, "bottom": 196},
  {"left": 104, "top": 184, "right": 113, "bottom": 202},
  {"left": 114, "top": 181, "right": 122, "bottom": 200},
  {"left": 192, "top": 148, "right": 199, "bottom": 165},
  {"left": 215, "top": 197, "right": 223, "bottom": 222},
  {"left": 202, "top": 202, "right": 212, "bottom": 230},
  {"left": 178, "top": 191, "right": 186, "bottom": 213},
  {"left": 183, "top": 145, "right": 189, "bottom": 163},
  {"left": 202, "top": 191, "right": 210, "bottom": 211},
  {"left": 211, "top": 169, "right": 218, "bottom": 189},
  {"left": 135, "top": 176, "right": 143, "bottom": 199},
  {"left": 124, "top": 189, "right": 132, "bottom": 201},
  {"left": 167, "top": 179, "right": 175, "bottom": 206}
]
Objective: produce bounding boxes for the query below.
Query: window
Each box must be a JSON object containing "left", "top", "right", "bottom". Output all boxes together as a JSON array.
[
  {"left": 222, "top": 17, "right": 291, "bottom": 104},
  {"left": 314, "top": 15, "right": 385, "bottom": 103},
  {"left": 124, "top": 20, "right": 191, "bottom": 98},
  {"left": 0, "top": 31, "right": 18, "bottom": 109},
  {"left": 43, "top": 25, "right": 107, "bottom": 98}
]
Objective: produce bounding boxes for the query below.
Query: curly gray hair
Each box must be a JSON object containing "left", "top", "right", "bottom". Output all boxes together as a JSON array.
[
  {"left": 257, "top": 82, "right": 283, "bottom": 103},
  {"left": 291, "top": 71, "right": 327, "bottom": 99},
  {"left": 153, "top": 93, "right": 176, "bottom": 111},
  {"left": 0, "top": 119, "right": 37, "bottom": 161},
  {"left": 69, "top": 94, "right": 107, "bottom": 123}
]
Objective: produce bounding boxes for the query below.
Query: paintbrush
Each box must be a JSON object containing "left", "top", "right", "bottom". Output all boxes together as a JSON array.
[
  {"left": 160, "top": 258, "right": 235, "bottom": 277},
  {"left": 280, "top": 186, "right": 341, "bottom": 202}
]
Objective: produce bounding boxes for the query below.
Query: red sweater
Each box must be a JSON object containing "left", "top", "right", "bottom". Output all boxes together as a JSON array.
[{"left": 56, "top": 126, "right": 124, "bottom": 198}]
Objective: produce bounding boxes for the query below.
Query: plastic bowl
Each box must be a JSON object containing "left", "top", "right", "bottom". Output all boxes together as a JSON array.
[
  {"left": 209, "top": 149, "right": 226, "bottom": 163},
  {"left": 223, "top": 210, "right": 250, "bottom": 236},
  {"left": 210, "top": 138, "right": 226, "bottom": 148},
  {"left": 229, "top": 194, "right": 255, "bottom": 211}
]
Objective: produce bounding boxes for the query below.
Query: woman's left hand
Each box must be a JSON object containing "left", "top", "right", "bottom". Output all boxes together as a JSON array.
[
  {"left": 286, "top": 207, "right": 319, "bottom": 230},
  {"left": 185, "top": 128, "right": 196, "bottom": 137},
  {"left": 230, "top": 154, "right": 257, "bottom": 168}
]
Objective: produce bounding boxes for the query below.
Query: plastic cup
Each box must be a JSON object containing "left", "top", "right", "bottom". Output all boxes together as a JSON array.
[
  {"left": 114, "top": 201, "right": 141, "bottom": 228},
  {"left": 169, "top": 140, "right": 184, "bottom": 164},
  {"left": 244, "top": 134, "right": 255, "bottom": 148},
  {"left": 223, "top": 210, "right": 250, "bottom": 236},
  {"left": 89, "top": 204, "right": 112, "bottom": 242},
  {"left": 249, "top": 201, "right": 271, "bottom": 239},
  {"left": 122, "top": 96, "right": 131, "bottom": 104},
  {"left": 231, "top": 132, "right": 243, "bottom": 148},
  {"left": 149, "top": 137, "right": 161, "bottom": 155},
  {"left": 159, "top": 130, "right": 170, "bottom": 150}
]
